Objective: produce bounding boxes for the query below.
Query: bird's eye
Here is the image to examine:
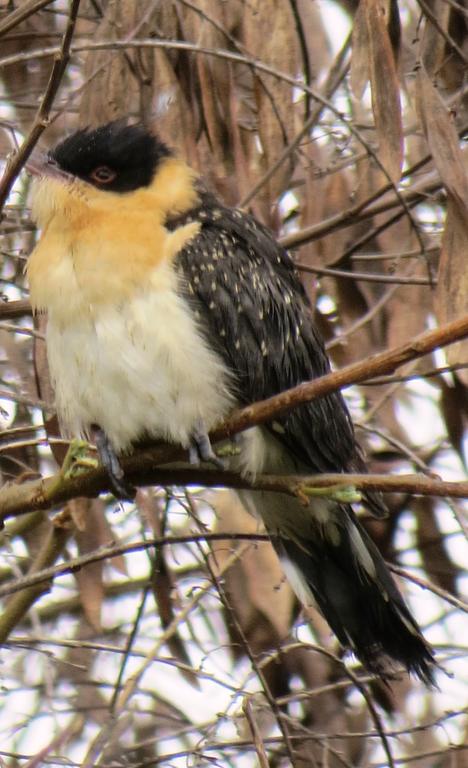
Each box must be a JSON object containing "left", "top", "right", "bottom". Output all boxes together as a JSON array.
[{"left": 89, "top": 165, "right": 116, "bottom": 184}]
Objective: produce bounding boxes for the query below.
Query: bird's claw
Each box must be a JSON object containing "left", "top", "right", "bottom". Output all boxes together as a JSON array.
[
  {"left": 61, "top": 439, "right": 97, "bottom": 479},
  {"left": 188, "top": 420, "right": 225, "bottom": 469},
  {"left": 216, "top": 439, "right": 241, "bottom": 458},
  {"left": 94, "top": 427, "right": 136, "bottom": 501}
]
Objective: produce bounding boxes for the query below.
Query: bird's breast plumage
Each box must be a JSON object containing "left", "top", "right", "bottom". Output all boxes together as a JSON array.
[{"left": 45, "top": 276, "right": 234, "bottom": 452}]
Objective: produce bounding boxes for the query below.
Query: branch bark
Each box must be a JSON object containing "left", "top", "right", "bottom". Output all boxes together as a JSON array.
[
  {"left": 0, "top": 1, "right": 56, "bottom": 38},
  {"left": 0, "top": 516, "right": 70, "bottom": 642},
  {"left": 0, "top": 0, "right": 81, "bottom": 213},
  {"left": 219, "top": 313, "right": 468, "bottom": 437},
  {"left": 1, "top": 532, "right": 466, "bottom": 615},
  {"left": 0, "top": 313, "right": 466, "bottom": 524}
]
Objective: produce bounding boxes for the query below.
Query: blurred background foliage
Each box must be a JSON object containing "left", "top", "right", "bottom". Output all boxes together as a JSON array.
[{"left": 0, "top": 0, "right": 467, "bottom": 766}]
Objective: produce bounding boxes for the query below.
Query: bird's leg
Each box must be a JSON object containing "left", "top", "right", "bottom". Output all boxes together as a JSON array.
[
  {"left": 93, "top": 426, "right": 136, "bottom": 500},
  {"left": 60, "top": 439, "right": 97, "bottom": 479},
  {"left": 188, "top": 419, "right": 225, "bottom": 469}
]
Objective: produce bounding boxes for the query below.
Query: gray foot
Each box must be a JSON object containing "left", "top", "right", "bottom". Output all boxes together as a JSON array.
[
  {"left": 94, "top": 426, "right": 136, "bottom": 500},
  {"left": 188, "top": 419, "right": 225, "bottom": 469}
]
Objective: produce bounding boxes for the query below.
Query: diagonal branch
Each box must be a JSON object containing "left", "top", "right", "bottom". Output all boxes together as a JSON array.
[
  {"left": 219, "top": 313, "right": 468, "bottom": 436},
  {"left": 0, "top": 0, "right": 81, "bottom": 214},
  {"left": 0, "top": 1, "right": 56, "bottom": 38},
  {"left": 1, "top": 532, "right": 466, "bottom": 614},
  {"left": 0, "top": 313, "right": 466, "bottom": 523}
]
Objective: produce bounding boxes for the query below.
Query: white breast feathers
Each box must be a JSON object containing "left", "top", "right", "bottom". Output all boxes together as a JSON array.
[{"left": 46, "top": 276, "right": 234, "bottom": 452}]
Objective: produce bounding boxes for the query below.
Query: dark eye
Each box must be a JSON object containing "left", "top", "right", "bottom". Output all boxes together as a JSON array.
[{"left": 89, "top": 165, "right": 117, "bottom": 184}]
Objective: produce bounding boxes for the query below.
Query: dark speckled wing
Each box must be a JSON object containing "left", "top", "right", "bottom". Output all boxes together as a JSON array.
[
  {"left": 168, "top": 199, "right": 435, "bottom": 680},
  {"left": 168, "top": 195, "right": 369, "bottom": 483}
]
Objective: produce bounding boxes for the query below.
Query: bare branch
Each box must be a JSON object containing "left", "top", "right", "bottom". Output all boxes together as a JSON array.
[
  {"left": 1, "top": 532, "right": 466, "bottom": 612},
  {"left": 0, "top": 314, "right": 466, "bottom": 523},
  {"left": 0, "top": 0, "right": 81, "bottom": 213},
  {"left": 0, "top": 0, "right": 56, "bottom": 39}
]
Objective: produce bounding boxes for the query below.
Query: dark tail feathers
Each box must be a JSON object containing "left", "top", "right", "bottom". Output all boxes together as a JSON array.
[{"left": 274, "top": 511, "right": 436, "bottom": 685}]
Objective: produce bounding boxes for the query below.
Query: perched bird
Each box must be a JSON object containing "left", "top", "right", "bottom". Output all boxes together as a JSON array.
[{"left": 27, "top": 120, "right": 435, "bottom": 683}]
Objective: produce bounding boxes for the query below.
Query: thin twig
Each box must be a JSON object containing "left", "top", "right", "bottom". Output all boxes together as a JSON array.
[
  {"left": 0, "top": 0, "right": 56, "bottom": 38},
  {"left": 0, "top": 36, "right": 440, "bottom": 251},
  {"left": 296, "top": 261, "right": 436, "bottom": 285},
  {"left": 0, "top": 517, "right": 70, "bottom": 642},
  {"left": 80, "top": 541, "right": 252, "bottom": 767},
  {"left": 326, "top": 284, "right": 399, "bottom": 351},
  {"left": 0, "top": 0, "right": 81, "bottom": 214},
  {"left": 361, "top": 361, "right": 468, "bottom": 386},
  {"left": 0, "top": 532, "right": 466, "bottom": 614},
  {"left": 389, "top": 564, "right": 468, "bottom": 614},
  {"left": 0, "top": 321, "right": 44, "bottom": 339},
  {"left": 0, "top": 389, "right": 50, "bottom": 410}
]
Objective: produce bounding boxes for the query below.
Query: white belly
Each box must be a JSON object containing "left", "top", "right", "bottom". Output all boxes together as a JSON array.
[{"left": 47, "top": 287, "right": 234, "bottom": 452}]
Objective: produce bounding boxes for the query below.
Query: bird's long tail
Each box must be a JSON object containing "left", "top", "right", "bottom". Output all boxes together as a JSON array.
[{"left": 272, "top": 507, "right": 436, "bottom": 685}]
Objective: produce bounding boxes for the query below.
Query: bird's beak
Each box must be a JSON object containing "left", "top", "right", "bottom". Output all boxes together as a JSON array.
[{"left": 25, "top": 147, "right": 72, "bottom": 183}]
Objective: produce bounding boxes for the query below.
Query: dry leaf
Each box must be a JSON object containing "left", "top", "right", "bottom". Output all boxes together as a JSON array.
[
  {"left": 242, "top": 0, "right": 297, "bottom": 209},
  {"left": 436, "top": 198, "right": 468, "bottom": 384},
  {"left": 300, "top": 142, "right": 352, "bottom": 270},
  {"left": 416, "top": 66, "right": 468, "bottom": 218},
  {"left": 365, "top": 0, "right": 403, "bottom": 183},
  {"left": 184, "top": 1, "right": 231, "bottom": 174},
  {"left": 377, "top": 215, "right": 432, "bottom": 357},
  {"left": 57, "top": 617, "right": 109, "bottom": 727},
  {"left": 387, "top": 0, "right": 401, "bottom": 58},
  {"left": 137, "top": 489, "right": 198, "bottom": 686},
  {"left": 351, "top": 0, "right": 370, "bottom": 98},
  {"left": 79, "top": 0, "right": 159, "bottom": 124},
  {"left": 421, "top": 0, "right": 451, "bottom": 78},
  {"left": 73, "top": 499, "right": 105, "bottom": 631},
  {"left": 150, "top": 545, "right": 199, "bottom": 687},
  {"left": 415, "top": 497, "right": 457, "bottom": 595},
  {"left": 209, "top": 491, "right": 301, "bottom": 711},
  {"left": 296, "top": 0, "right": 332, "bottom": 82},
  {"left": 439, "top": 375, "right": 468, "bottom": 468},
  {"left": 209, "top": 491, "right": 295, "bottom": 649},
  {"left": 73, "top": 498, "right": 127, "bottom": 631},
  {"left": 151, "top": 50, "right": 201, "bottom": 167}
]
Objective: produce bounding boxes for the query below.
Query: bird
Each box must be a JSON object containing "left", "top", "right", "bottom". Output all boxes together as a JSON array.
[{"left": 27, "top": 119, "right": 435, "bottom": 684}]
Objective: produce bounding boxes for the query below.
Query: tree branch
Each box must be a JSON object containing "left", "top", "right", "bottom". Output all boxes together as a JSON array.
[
  {"left": 219, "top": 313, "right": 468, "bottom": 436},
  {"left": 0, "top": 0, "right": 56, "bottom": 39},
  {"left": 0, "top": 313, "right": 466, "bottom": 523},
  {"left": 0, "top": 465, "right": 467, "bottom": 527},
  {"left": 1, "top": 532, "right": 466, "bottom": 616},
  {"left": 0, "top": 299, "right": 32, "bottom": 320},
  {"left": 0, "top": 0, "right": 81, "bottom": 213},
  {"left": 0, "top": 517, "right": 70, "bottom": 642}
]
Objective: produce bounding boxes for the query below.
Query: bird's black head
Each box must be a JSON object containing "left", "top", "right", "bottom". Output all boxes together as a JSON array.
[{"left": 49, "top": 121, "right": 172, "bottom": 193}]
